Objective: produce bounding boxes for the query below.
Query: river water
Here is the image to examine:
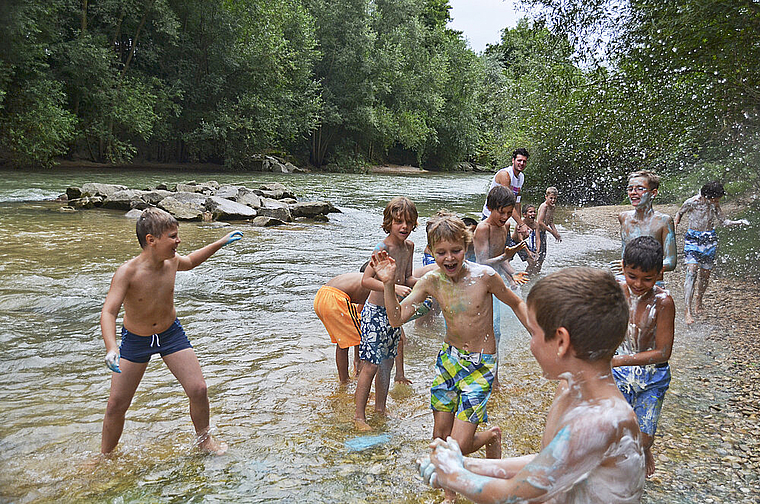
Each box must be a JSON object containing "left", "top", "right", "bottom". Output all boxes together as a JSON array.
[{"left": 0, "top": 168, "right": 744, "bottom": 503}]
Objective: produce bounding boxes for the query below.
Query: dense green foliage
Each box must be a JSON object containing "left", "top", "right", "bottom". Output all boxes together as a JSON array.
[{"left": 1, "top": 0, "right": 757, "bottom": 203}]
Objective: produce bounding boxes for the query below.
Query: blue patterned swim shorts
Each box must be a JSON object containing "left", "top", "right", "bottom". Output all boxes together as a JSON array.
[
  {"left": 359, "top": 303, "right": 401, "bottom": 365},
  {"left": 613, "top": 363, "right": 671, "bottom": 436},
  {"left": 684, "top": 229, "right": 718, "bottom": 269}
]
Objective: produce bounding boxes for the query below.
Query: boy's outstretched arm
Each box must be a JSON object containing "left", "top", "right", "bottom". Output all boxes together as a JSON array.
[
  {"left": 370, "top": 250, "right": 427, "bottom": 327},
  {"left": 100, "top": 266, "right": 129, "bottom": 372},
  {"left": 177, "top": 230, "right": 243, "bottom": 271},
  {"left": 612, "top": 294, "right": 675, "bottom": 367},
  {"left": 488, "top": 272, "right": 529, "bottom": 330}
]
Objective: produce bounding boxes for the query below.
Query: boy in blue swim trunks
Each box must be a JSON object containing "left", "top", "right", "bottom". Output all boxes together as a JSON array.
[
  {"left": 355, "top": 196, "right": 418, "bottom": 431},
  {"left": 675, "top": 181, "right": 749, "bottom": 325},
  {"left": 99, "top": 207, "right": 242, "bottom": 455},
  {"left": 370, "top": 212, "right": 530, "bottom": 502},
  {"left": 613, "top": 236, "right": 675, "bottom": 477}
]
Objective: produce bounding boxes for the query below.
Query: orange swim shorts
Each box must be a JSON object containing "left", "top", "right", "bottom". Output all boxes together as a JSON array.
[{"left": 313, "top": 285, "right": 362, "bottom": 348}]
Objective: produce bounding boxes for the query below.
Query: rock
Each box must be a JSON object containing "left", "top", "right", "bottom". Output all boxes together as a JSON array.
[
  {"left": 140, "top": 190, "right": 173, "bottom": 205},
  {"left": 259, "top": 182, "right": 295, "bottom": 199},
  {"left": 66, "top": 187, "right": 82, "bottom": 200},
  {"left": 125, "top": 209, "right": 143, "bottom": 219},
  {"left": 58, "top": 206, "right": 76, "bottom": 213},
  {"left": 251, "top": 216, "right": 285, "bottom": 227},
  {"left": 290, "top": 201, "right": 333, "bottom": 218},
  {"left": 69, "top": 196, "right": 96, "bottom": 209},
  {"left": 237, "top": 187, "right": 263, "bottom": 209},
  {"left": 257, "top": 206, "right": 292, "bottom": 222},
  {"left": 102, "top": 189, "right": 145, "bottom": 211},
  {"left": 260, "top": 197, "right": 289, "bottom": 209},
  {"left": 205, "top": 196, "right": 257, "bottom": 220},
  {"left": 158, "top": 192, "right": 207, "bottom": 220},
  {"left": 215, "top": 185, "right": 242, "bottom": 200},
  {"left": 81, "top": 182, "right": 128, "bottom": 198}
]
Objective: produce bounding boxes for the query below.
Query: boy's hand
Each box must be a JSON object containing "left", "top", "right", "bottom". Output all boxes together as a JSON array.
[
  {"left": 370, "top": 250, "right": 396, "bottom": 284},
  {"left": 505, "top": 239, "right": 527, "bottom": 255},
  {"left": 428, "top": 437, "right": 465, "bottom": 486},
  {"left": 394, "top": 284, "right": 412, "bottom": 298},
  {"left": 554, "top": 232, "right": 562, "bottom": 242},
  {"left": 105, "top": 350, "right": 121, "bottom": 373},
  {"left": 417, "top": 456, "right": 439, "bottom": 488},
  {"left": 513, "top": 271, "right": 529, "bottom": 285},
  {"left": 224, "top": 230, "right": 243, "bottom": 246}
]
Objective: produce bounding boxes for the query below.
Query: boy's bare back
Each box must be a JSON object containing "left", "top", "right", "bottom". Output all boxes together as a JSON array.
[{"left": 326, "top": 272, "right": 370, "bottom": 304}]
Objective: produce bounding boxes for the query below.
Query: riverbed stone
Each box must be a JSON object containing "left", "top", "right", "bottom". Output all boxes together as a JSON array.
[
  {"left": 81, "top": 182, "right": 128, "bottom": 198},
  {"left": 102, "top": 189, "right": 145, "bottom": 210},
  {"left": 205, "top": 196, "right": 257, "bottom": 220},
  {"left": 214, "top": 185, "right": 242, "bottom": 200},
  {"left": 290, "top": 201, "right": 333, "bottom": 218},
  {"left": 158, "top": 192, "right": 207, "bottom": 220},
  {"left": 251, "top": 216, "right": 285, "bottom": 227},
  {"left": 66, "top": 187, "right": 82, "bottom": 200},
  {"left": 260, "top": 197, "right": 289, "bottom": 209},
  {"left": 140, "top": 189, "right": 173, "bottom": 205},
  {"left": 236, "top": 187, "right": 263, "bottom": 208},
  {"left": 259, "top": 182, "right": 295, "bottom": 199},
  {"left": 125, "top": 208, "right": 143, "bottom": 219},
  {"left": 256, "top": 206, "right": 292, "bottom": 222}
]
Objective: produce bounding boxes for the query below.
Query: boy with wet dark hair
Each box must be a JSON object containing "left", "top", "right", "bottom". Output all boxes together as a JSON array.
[
  {"left": 355, "top": 196, "right": 418, "bottom": 430},
  {"left": 417, "top": 267, "right": 644, "bottom": 503},
  {"left": 675, "top": 180, "right": 750, "bottom": 325},
  {"left": 613, "top": 235, "right": 675, "bottom": 477},
  {"left": 100, "top": 207, "right": 242, "bottom": 455}
]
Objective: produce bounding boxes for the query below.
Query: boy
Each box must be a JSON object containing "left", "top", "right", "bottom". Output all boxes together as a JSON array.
[
  {"left": 474, "top": 185, "right": 528, "bottom": 389},
  {"left": 512, "top": 203, "right": 540, "bottom": 275},
  {"left": 417, "top": 267, "right": 644, "bottom": 503},
  {"left": 533, "top": 186, "right": 562, "bottom": 274},
  {"left": 100, "top": 207, "right": 242, "bottom": 455},
  {"left": 370, "top": 213, "right": 530, "bottom": 502},
  {"left": 313, "top": 271, "right": 370, "bottom": 384},
  {"left": 613, "top": 236, "right": 675, "bottom": 477},
  {"left": 674, "top": 181, "right": 750, "bottom": 325},
  {"left": 355, "top": 196, "right": 418, "bottom": 431},
  {"left": 617, "top": 170, "right": 677, "bottom": 275}
]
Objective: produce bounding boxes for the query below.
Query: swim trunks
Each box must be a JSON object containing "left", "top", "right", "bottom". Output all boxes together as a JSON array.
[
  {"left": 612, "top": 363, "right": 671, "bottom": 436},
  {"left": 422, "top": 252, "right": 435, "bottom": 266},
  {"left": 119, "top": 318, "right": 192, "bottom": 363},
  {"left": 517, "top": 230, "right": 546, "bottom": 262},
  {"left": 313, "top": 285, "right": 362, "bottom": 348},
  {"left": 359, "top": 303, "right": 401, "bottom": 365},
  {"left": 684, "top": 228, "right": 717, "bottom": 269},
  {"left": 430, "top": 342, "right": 496, "bottom": 424}
]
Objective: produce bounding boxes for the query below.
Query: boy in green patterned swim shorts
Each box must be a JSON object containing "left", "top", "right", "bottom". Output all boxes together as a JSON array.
[{"left": 370, "top": 212, "right": 530, "bottom": 502}]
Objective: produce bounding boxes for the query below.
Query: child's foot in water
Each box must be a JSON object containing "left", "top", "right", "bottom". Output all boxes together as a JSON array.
[
  {"left": 644, "top": 446, "right": 655, "bottom": 477},
  {"left": 355, "top": 418, "right": 372, "bottom": 431},
  {"left": 394, "top": 374, "right": 412, "bottom": 385},
  {"left": 198, "top": 434, "right": 228, "bottom": 455},
  {"left": 485, "top": 426, "right": 502, "bottom": 459}
]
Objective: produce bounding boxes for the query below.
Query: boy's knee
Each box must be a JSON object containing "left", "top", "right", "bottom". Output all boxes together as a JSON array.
[
  {"left": 186, "top": 381, "right": 208, "bottom": 402},
  {"left": 106, "top": 396, "right": 132, "bottom": 416}
]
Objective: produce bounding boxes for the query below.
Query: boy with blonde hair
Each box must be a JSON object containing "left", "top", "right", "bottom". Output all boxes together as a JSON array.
[
  {"left": 355, "top": 196, "right": 418, "bottom": 430},
  {"left": 100, "top": 207, "right": 242, "bottom": 455},
  {"left": 370, "top": 213, "right": 530, "bottom": 502},
  {"left": 417, "top": 267, "right": 645, "bottom": 503},
  {"left": 534, "top": 186, "right": 562, "bottom": 274}
]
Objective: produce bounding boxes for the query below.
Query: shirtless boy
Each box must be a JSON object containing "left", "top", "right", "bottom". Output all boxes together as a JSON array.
[
  {"left": 100, "top": 207, "right": 240, "bottom": 455},
  {"left": 534, "top": 186, "right": 562, "bottom": 274},
  {"left": 618, "top": 170, "right": 676, "bottom": 276},
  {"left": 513, "top": 203, "right": 540, "bottom": 275},
  {"left": 371, "top": 213, "right": 530, "bottom": 502},
  {"left": 674, "top": 181, "right": 750, "bottom": 325},
  {"left": 474, "top": 185, "right": 528, "bottom": 389},
  {"left": 612, "top": 236, "right": 675, "bottom": 478},
  {"left": 314, "top": 272, "right": 370, "bottom": 383},
  {"left": 355, "top": 196, "right": 418, "bottom": 431},
  {"left": 417, "top": 267, "right": 645, "bottom": 503}
]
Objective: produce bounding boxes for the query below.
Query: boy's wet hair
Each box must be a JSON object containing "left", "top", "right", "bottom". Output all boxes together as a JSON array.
[
  {"left": 427, "top": 212, "right": 472, "bottom": 251},
  {"left": 628, "top": 170, "right": 660, "bottom": 191},
  {"left": 623, "top": 236, "right": 663, "bottom": 273},
  {"left": 701, "top": 181, "right": 726, "bottom": 199},
  {"left": 527, "top": 267, "right": 628, "bottom": 362},
  {"left": 486, "top": 185, "right": 516, "bottom": 211},
  {"left": 382, "top": 196, "right": 418, "bottom": 234},
  {"left": 513, "top": 147, "right": 530, "bottom": 159},
  {"left": 136, "top": 207, "right": 178, "bottom": 248},
  {"left": 546, "top": 186, "right": 558, "bottom": 195},
  {"left": 461, "top": 217, "right": 478, "bottom": 228}
]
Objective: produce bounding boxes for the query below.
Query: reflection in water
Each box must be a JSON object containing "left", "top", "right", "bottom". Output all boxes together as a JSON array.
[{"left": 0, "top": 169, "right": 633, "bottom": 502}]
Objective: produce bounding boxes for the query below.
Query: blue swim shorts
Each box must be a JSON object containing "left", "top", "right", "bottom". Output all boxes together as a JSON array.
[
  {"left": 119, "top": 319, "right": 193, "bottom": 363},
  {"left": 684, "top": 229, "right": 718, "bottom": 269},
  {"left": 422, "top": 252, "right": 435, "bottom": 266},
  {"left": 612, "top": 363, "right": 671, "bottom": 436},
  {"left": 430, "top": 342, "right": 496, "bottom": 424},
  {"left": 359, "top": 303, "right": 401, "bottom": 365}
]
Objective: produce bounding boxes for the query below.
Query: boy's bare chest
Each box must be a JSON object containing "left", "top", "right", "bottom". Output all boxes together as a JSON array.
[{"left": 127, "top": 265, "right": 176, "bottom": 303}]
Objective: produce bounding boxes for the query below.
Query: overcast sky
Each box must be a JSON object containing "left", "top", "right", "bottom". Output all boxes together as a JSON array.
[{"left": 447, "top": 0, "right": 523, "bottom": 52}]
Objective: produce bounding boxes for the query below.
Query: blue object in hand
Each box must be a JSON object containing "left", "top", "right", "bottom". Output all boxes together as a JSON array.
[
  {"left": 225, "top": 230, "right": 243, "bottom": 245},
  {"left": 105, "top": 351, "right": 121, "bottom": 373}
]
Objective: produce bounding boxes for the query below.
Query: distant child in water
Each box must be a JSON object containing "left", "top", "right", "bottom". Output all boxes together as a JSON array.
[
  {"left": 371, "top": 213, "right": 530, "bottom": 503},
  {"left": 417, "top": 267, "right": 645, "bottom": 503},
  {"left": 99, "top": 207, "right": 241, "bottom": 456},
  {"left": 674, "top": 181, "right": 750, "bottom": 325},
  {"left": 512, "top": 203, "right": 540, "bottom": 275},
  {"left": 613, "top": 236, "right": 675, "bottom": 478},
  {"left": 534, "top": 186, "right": 562, "bottom": 274},
  {"left": 314, "top": 270, "right": 370, "bottom": 383},
  {"left": 617, "top": 170, "right": 677, "bottom": 277},
  {"left": 355, "top": 196, "right": 418, "bottom": 431}
]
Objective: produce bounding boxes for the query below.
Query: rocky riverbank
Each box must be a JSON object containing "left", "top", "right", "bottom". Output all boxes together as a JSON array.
[
  {"left": 59, "top": 180, "right": 339, "bottom": 226},
  {"left": 571, "top": 204, "right": 759, "bottom": 503}
]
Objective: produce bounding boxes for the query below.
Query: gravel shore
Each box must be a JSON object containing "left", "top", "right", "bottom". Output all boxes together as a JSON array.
[{"left": 571, "top": 204, "right": 759, "bottom": 503}]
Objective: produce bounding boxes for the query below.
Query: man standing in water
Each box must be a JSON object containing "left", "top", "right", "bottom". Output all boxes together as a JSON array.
[
  {"left": 482, "top": 148, "right": 530, "bottom": 234},
  {"left": 618, "top": 170, "right": 677, "bottom": 278},
  {"left": 674, "top": 181, "right": 749, "bottom": 325}
]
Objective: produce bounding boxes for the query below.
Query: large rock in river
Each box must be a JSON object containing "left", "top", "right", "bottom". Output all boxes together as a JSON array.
[
  {"left": 102, "top": 189, "right": 146, "bottom": 211},
  {"left": 81, "top": 182, "right": 128, "bottom": 198},
  {"left": 290, "top": 201, "right": 334, "bottom": 218},
  {"left": 205, "top": 196, "right": 257, "bottom": 221},
  {"left": 158, "top": 192, "right": 207, "bottom": 220}
]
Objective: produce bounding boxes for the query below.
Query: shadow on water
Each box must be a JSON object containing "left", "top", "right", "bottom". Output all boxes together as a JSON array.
[{"left": 0, "top": 169, "right": 756, "bottom": 502}]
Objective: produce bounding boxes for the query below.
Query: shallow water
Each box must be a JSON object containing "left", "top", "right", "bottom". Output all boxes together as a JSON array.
[{"left": 0, "top": 168, "right": 746, "bottom": 503}]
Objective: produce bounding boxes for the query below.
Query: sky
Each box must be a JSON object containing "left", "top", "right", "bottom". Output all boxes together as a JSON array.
[{"left": 447, "top": 0, "right": 523, "bottom": 53}]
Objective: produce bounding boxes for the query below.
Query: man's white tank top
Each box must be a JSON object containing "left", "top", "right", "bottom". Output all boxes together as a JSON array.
[{"left": 482, "top": 166, "right": 524, "bottom": 217}]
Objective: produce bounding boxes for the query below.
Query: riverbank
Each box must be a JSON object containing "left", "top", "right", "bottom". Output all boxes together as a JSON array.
[{"left": 572, "top": 204, "right": 759, "bottom": 502}]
